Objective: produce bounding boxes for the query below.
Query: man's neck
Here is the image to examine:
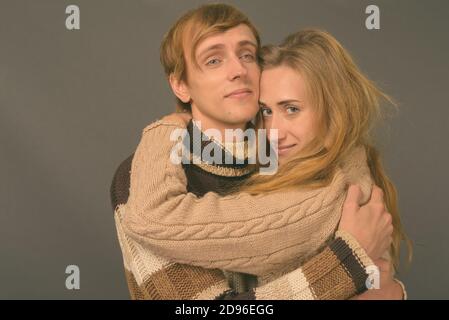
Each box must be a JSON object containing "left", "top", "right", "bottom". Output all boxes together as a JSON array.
[
  {"left": 191, "top": 114, "right": 248, "bottom": 144},
  {"left": 183, "top": 120, "right": 256, "bottom": 181}
]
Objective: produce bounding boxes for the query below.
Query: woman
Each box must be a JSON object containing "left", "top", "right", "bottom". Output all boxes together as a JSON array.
[
  {"left": 241, "top": 30, "right": 411, "bottom": 272},
  {"left": 121, "top": 29, "right": 410, "bottom": 290}
]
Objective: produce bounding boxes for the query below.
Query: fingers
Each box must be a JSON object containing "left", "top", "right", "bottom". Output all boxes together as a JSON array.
[
  {"left": 384, "top": 213, "right": 393, "bottom": 230},
  {"left": 344, "top": 184, "right": 363, "bottom": 210},
  {"left": 370, "top": 185, "right": 384, "bottom": 204},
  {"left": 386, "top": 223, "right": 394, "bottom": 236},
  {"left": 382, "top": 236, "right": 393, "bottom": 257}
]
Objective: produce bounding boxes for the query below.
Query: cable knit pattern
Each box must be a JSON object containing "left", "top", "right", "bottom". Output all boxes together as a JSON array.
[
  {"left": 116, "top": 203, "right": 375, "bottom": 299},
  {"left": 122, "top": 120, "right": 373, "bottom": 275}
]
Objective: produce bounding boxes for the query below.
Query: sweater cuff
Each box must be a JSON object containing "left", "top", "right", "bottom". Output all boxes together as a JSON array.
[{"left": 333, "top": 230, "right": 376, "bottom": 293}]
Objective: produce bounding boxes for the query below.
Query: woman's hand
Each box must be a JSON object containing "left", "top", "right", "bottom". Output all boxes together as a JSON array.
[{"left": 338, "top": 185, "right": 393, "bottom": 261}]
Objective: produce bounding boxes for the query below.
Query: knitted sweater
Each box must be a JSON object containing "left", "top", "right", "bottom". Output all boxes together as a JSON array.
[
  {"left": 181, "top": 120, "right": 258, "bottom": 293},
  {"left": 113, "top": 119, "right": 375, "bottom": 299},
  {"left": 123, "top": 120, "right": 375, "bottom": 275}
]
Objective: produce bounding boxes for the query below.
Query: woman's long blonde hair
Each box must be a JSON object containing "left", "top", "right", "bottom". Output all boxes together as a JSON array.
[{"left": 240, "top": 29, "right": 411, "bottom": 270}]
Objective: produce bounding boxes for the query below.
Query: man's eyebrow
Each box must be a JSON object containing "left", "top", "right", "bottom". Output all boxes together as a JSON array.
[
  {"left": 197, "top": 40, "right": 257, "bottom": 59},
  {"left": 197, "top": 44, "right": 225, "bottom": 59},
  {"left": 237, "top": 40, "right": 257, "bottom": 50}
]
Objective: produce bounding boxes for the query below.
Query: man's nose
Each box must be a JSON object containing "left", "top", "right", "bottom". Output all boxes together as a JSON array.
[{"left": 228, "top": 56, "right": 248, "bottom": 81}]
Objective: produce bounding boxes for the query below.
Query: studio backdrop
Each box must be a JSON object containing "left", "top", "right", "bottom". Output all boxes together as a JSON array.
[{"left": 1, "top": 0, "right": 448, "bottom": 299}]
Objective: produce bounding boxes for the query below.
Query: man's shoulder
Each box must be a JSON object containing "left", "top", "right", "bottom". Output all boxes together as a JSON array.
[{"left": 141, "top": 119, "right": 186, "bottom": 135}]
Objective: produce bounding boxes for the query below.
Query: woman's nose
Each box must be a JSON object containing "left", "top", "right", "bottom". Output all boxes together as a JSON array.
[{"left": 269, "top": 115, "right": 287, "bottom": 141}]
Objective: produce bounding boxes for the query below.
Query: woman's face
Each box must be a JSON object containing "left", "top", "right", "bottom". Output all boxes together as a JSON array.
[{"left": 259, "top": 65, "right": 319, "bottom": 164}]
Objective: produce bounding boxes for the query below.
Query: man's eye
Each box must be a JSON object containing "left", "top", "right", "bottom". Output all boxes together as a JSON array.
[
  {"left": 261, "top": 108, "right": 272, "bottom": 117},
  {"left": 240, "top": 53, "right": 255, "bottom": 62},
  {"left": 206, "top": 58, "right": 221, "bottom": 66}
]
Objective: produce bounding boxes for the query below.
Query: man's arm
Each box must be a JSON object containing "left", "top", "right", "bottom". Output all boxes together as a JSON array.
[
  {"left": 222, "top": 230, "right": 374, "bottom": 300},
  {"left": 115, "top": 204, "right": 230, "bottom": 299},
  {"left": 351, "top": 257, "right": 407, "bottom": 300},
  {"left": 118, "top": 118, "right": 392, "bottom": 299},
  {"left": 122, "top": 119, "right": 378, "bottom": 275},
  {"left": 117, "top": 204, "right": 373, "bottom": 300}
]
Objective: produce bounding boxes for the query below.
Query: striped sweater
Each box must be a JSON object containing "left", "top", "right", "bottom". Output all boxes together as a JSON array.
[{"left": 111, "top": 119, "right": 375, "bottom": 299}]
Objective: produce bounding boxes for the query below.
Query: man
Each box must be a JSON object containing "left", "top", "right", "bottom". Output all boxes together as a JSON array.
[{"left": 113, "top": 3, "right": 405, "bottom": 300}]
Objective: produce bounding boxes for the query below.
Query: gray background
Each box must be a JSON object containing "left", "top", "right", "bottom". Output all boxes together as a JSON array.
[{"left": 0, "top": 0, "right": 448, "bottom": 299}]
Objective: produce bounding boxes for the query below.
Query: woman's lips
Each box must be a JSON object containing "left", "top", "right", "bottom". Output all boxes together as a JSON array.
[{"left": 277, "top": 144, "right": 297, "bottom": 156}]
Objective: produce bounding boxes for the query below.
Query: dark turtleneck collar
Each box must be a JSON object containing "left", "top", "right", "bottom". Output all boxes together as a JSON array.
[{"left": 182, "top": 119, "right": 256, "bottom": 178}]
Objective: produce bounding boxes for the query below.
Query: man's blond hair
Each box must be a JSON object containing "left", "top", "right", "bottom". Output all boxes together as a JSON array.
[{"left": 160, "top": 3, "right": 261, "bottom": 111}]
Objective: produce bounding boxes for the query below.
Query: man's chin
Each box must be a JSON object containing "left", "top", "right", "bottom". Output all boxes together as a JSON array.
[
  {"left": 225, "top": 115, "right": 257, "bottom": 127},
  {"left": 224, "top": 106, "right": 259, "bottom": 123}
]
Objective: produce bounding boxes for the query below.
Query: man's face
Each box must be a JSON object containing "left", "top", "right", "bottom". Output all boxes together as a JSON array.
[{"left": 181, "top": 24, "right": 261, "bottom": 129}]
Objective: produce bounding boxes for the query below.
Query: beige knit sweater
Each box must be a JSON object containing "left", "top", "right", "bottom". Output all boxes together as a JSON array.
[{"left": 122, "top": 119, "right": 374, "bottom": 276}]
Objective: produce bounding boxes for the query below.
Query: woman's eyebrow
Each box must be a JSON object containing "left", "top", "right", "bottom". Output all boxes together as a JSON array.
[
  {"left": 277, "top": 99, "right": 302, "bottom": 106},
  {"left": 259, "top": 99, "right": 302, "bottom": 108}
]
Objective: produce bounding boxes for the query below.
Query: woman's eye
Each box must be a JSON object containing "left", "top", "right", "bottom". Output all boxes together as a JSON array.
[
  {"left": 261, "top": 108, "right": 272, "bottom": 117},
  {"left": 206, "top": 58, "right": 221, "bottom": 66},
  {"left": 286, "top": 105, "right": 300, "bottom": 114}
]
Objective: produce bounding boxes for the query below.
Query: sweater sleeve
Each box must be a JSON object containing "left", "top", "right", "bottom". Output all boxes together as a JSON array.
[
  {"left": 250, "top": 230, "right": 374, "bottom": 300},
  {"left": 122, "top": 120, "right": 357, "bottom": 274},
  {"left": 115, "top": 204, "right": 232, "bottom": 300},
  {"left": 218, "top": 230, "right": 374, "bottom": 300},
  {"left": 117, "top": 204, "right": 373, "bottom": 300}
]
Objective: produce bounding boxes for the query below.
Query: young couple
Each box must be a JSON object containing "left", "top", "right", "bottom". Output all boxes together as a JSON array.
[{"left": 113, "top": 3, "right": 409, "bottom": 300}]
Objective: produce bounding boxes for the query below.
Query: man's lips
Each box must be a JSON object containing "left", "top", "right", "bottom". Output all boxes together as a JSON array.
[{"left": 224, "top": 88, "right": 252, "bottom": 98}]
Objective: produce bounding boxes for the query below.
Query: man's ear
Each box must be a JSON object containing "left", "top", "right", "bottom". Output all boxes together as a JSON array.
[{"left": 169, "top": 74, "right": 191, "bottom": 103}]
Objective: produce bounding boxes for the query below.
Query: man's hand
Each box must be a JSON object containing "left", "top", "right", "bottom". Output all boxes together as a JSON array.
[
  {"left": 338, "top": 184, "right": 394, "bottom": 261},
  {"left": 350, "top": 258, "right": 404, "bottom": 300},
  {"left": 161, "top": 111, "right": 192, "bottom": 127}
]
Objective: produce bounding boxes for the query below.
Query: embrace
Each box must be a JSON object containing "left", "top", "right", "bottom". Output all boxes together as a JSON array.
[{"left": 111, "top": 3, "right": 411, "bottom": 300}]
